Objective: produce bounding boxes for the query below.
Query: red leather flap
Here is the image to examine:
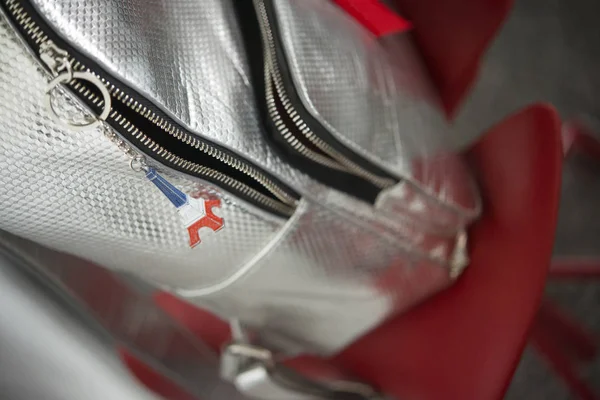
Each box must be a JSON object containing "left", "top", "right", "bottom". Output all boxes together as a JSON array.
[{"left": 334, "top": 0, "right": 412, "bottom": 37}]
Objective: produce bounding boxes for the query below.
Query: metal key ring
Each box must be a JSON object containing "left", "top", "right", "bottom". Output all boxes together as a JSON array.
[
  {"left": 45, "top": 71, "right": 112, "bottom": 131},
  {"left": 129, "top": 155, "right": 148, "bottom": 173}
]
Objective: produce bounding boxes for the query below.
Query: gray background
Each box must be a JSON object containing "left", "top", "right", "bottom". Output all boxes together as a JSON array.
[{"left": 475, "top": 0, "right": 600, "bottom": 398}]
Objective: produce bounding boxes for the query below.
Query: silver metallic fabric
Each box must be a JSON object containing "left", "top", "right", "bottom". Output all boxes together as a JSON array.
[
  {"left": 0, "top": 245, "right": 165, "bottom": 400},
  {"left": 29, "top": 0, "right": 311, "bottom": 190},
  {"left": 0, "top": 10, "right": 285, "bottom": 295},
  {"left": 0, "top": 231, "right": 250, "bottom": 400},
  {"left": 271, "top": 0, "right": 479, "bottom": 222},
  {"left": 179, "top": 197, "right": 454, "bottom": 353},
  {"left": 272, "top": 0, "right": 446, "bottom": 170},
  {"left": 0, "top": 0, "right": 478, "bottom": 355},
  {"left": 0, "top": 231, "right": 382, "bottom": 399}
]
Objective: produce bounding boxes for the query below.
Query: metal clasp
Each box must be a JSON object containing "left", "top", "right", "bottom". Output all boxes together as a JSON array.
[
  {"left": 39, "top": 40, "right": 112, "bottom": 131},
  {"left": 220, "top": 321, "right": 384, "bottom": 400},
  {"left": 40, "top": 40, "right": 72, "bottom": 77},
  {"left": 449, "top": 230, "right": 469, "bottom": 279}
]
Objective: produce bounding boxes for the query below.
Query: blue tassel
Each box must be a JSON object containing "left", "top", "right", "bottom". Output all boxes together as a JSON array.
[{"left": 145, "top": 167, "right": 189, "bottom": 209}]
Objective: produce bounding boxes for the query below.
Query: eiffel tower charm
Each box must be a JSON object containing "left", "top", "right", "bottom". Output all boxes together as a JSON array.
[{"left": 145, "top": 167, "right": 224, "bottom": 248}]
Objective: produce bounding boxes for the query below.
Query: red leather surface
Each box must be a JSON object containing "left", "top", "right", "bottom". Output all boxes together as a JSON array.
[
  {"left": 335, "top": 104, "right": 563, "bottom": 400},
  {"left": 393, "top": 0, "right": 513, "bottom": 114}
]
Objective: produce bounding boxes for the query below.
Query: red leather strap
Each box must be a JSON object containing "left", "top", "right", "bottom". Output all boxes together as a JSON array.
[
  {"left": 392, "top": 0, "right": 513, "bottom": 114},
  {"left": 333, "top": 0, "right": 412, "bottom": 37}
]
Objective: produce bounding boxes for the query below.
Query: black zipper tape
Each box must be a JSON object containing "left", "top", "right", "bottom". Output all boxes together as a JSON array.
[
  {"left": 235, "top": 0, "right": 399, "bottom": 204},
  {"left": 1, "top": 0, "right": 300, "bottom": 217}
]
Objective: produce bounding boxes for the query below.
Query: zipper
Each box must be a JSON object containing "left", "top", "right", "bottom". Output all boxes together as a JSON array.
[
  {"left": 2, "top": 0, "right": 299, "bottom": 218},
  {"left": 251, "top": 0, "right": 399, "bottom": 202}
]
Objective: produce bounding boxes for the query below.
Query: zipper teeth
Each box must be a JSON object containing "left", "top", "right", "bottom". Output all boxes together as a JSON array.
[
  {"left": 108, "top": 111, "right": 295, "bottom": 216},
  {"left": 6, "top": 0, "right": 297, "bottom": 216},
  {"left": 84, "top": 65, "right": 298, "bottom": 207},
  {"left": 256, "top": 0, "right": 396, "bottom": 190},
  {"left": 265, "top": 61, "right": 348, "bottom": 172}
]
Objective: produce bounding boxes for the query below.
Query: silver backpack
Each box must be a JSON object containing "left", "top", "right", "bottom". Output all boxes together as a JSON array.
[{"left": 0, "top": 0, "right": 480, "bottom": 363}]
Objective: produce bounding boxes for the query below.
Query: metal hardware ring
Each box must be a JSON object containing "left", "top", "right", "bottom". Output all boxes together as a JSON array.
[
  {"left": 129, "top": 155, "right": 148, "bottom": 173},
  {"left": 45, "top": 71, "right": 111, "bottom": 131}
]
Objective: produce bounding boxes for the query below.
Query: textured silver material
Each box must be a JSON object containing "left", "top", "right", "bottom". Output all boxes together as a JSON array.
[
  {"left": 0, "top": 231, "right": 250, "bottom": 400},
  {"left": 0, "top": 230, "right": 382, "bottom": 399},
  {"left": 179, "top": 199, "right": 453, "bottom": 353},
  {"left": 0, "top": 245, "right": 166, "bottom": 400},
  {"left": 29, "top": 0, "right": 312, "bottom": 190},
  {"left": 271, "top": 0, "right": 446, "bottom": 169},
  {"left": 271, "top": 0, "right": 480, "bottom": 224},
  {"left": 0, "top": 0, "right": 478, "bottom": 355},
  {"left": 0, "top": 12, "right": 285, "bottom": 292}
]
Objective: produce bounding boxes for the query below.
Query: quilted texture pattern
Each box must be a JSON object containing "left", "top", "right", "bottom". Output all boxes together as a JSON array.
[
  {"left": 271, "top": 0, "right": 480, "bottom": 227},
  {"left": 0, "top": 10, "right": 285, "bottom": 291},
  {"left": 30, "top": 0, "right": 312, "bottom": 190},
  {"left": 181, "top": 198, "right": 453, "bottom": 353},
  {"left": 272, "top": 0, "right": 446, "bottom": 173}
]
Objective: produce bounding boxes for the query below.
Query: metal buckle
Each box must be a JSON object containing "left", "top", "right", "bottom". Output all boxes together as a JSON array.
[{"left": 221, "top": 321, "right": 385, "bottom": 400}]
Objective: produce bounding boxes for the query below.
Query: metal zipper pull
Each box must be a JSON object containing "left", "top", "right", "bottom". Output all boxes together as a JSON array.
[
  {"left": 38, "top": 39, "right": 224, "bottom": 247},
  {"left": 40, "top": 40, "right": 111, "bottom": 131},
  {"left": 39, "top": 40, "right": 71, "bottom": 76}
]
